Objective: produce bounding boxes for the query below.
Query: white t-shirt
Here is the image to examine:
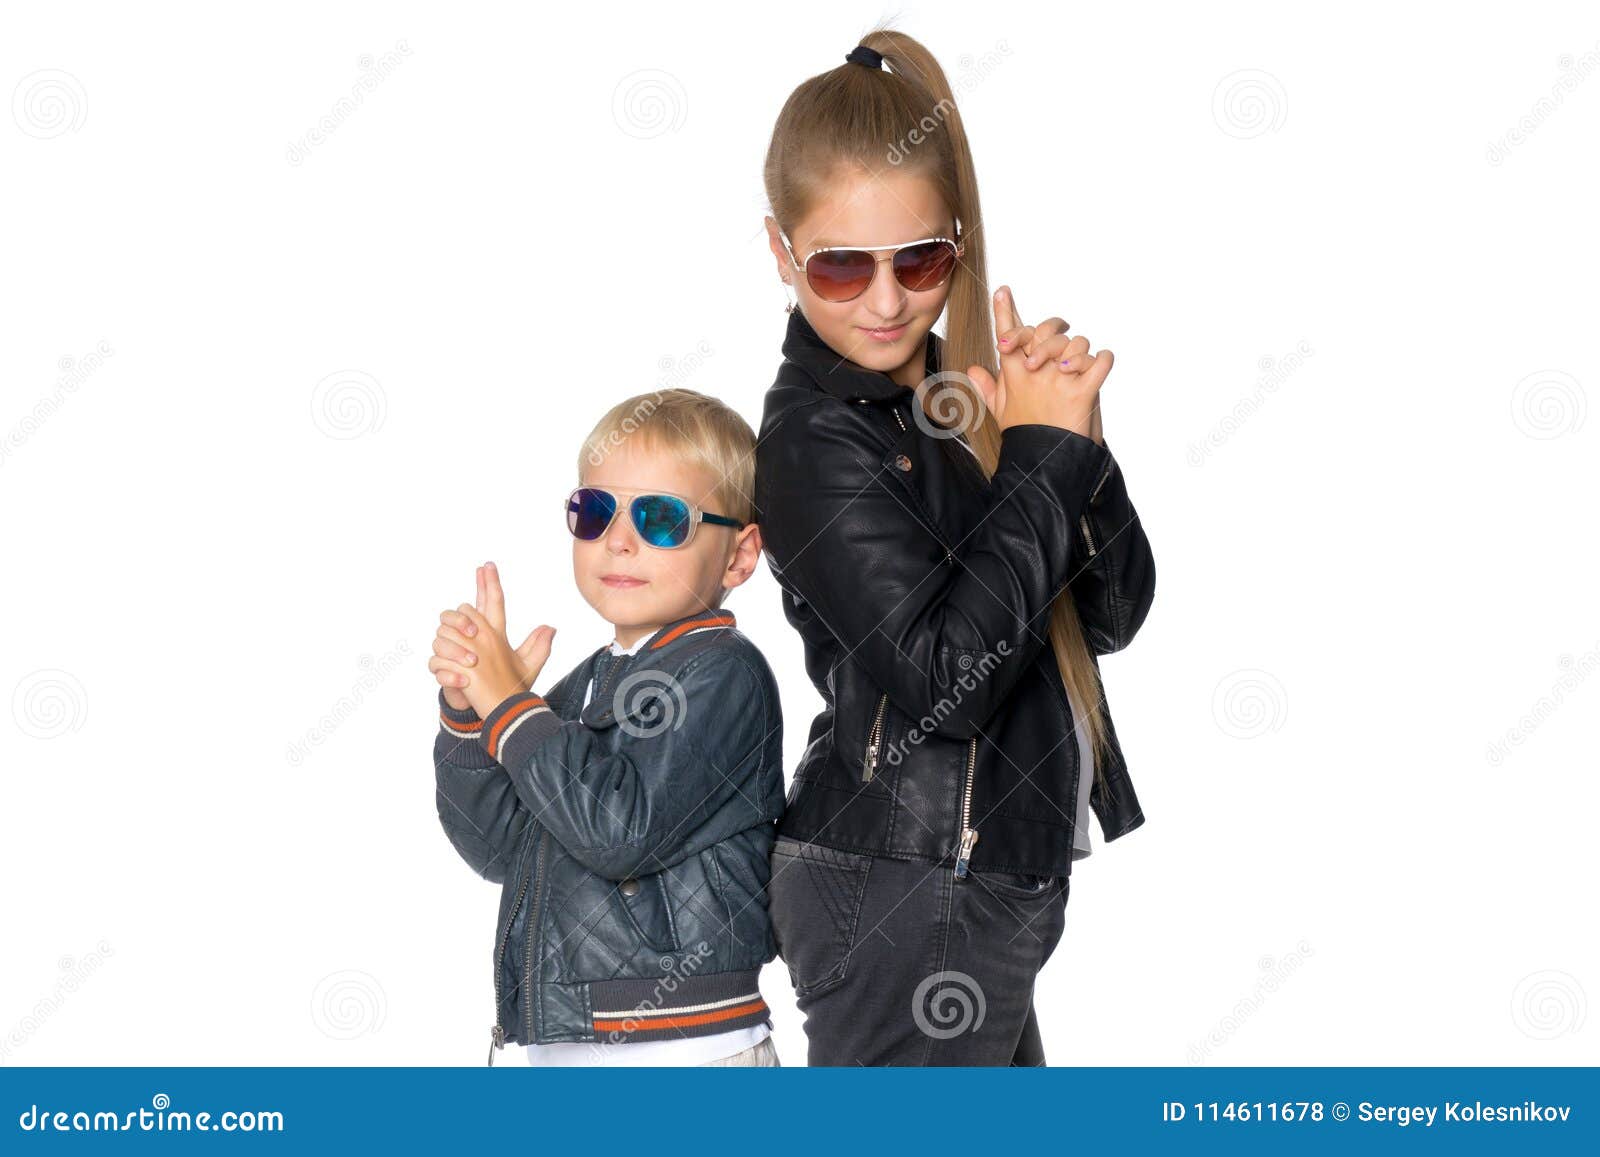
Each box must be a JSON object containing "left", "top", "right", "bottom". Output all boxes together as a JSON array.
[{"left": 524, "top": 630, "right": 773, "bottom": 1067}]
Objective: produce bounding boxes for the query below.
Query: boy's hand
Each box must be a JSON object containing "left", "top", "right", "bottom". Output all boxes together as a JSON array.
[{"left": 429, "top": 562, "right": 557, "bottom": 717}]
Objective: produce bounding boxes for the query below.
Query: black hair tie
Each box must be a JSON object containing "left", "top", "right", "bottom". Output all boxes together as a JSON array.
[{"left": 845, "top": 45, "right": 884, "bottom": 70}]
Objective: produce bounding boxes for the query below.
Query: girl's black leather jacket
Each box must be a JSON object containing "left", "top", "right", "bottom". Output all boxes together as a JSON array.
[{"left": 753, "top": 308, "right": 1156, "bottom": 879}]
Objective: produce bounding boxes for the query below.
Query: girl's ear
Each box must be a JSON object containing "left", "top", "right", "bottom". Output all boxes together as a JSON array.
[{"left": 764, "top": 216, "right": 791, "bottom": 280}]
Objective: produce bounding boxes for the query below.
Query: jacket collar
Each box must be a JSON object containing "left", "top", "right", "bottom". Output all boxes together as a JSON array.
[
  {"left": 582, "top": 607, "right": 737, "bottom": 726},
  {"left": 781, "top": 306, "right": 944, "bottom": 404},
  {"left": 595, "top": 607, "right": 738, "bottom": 664}
]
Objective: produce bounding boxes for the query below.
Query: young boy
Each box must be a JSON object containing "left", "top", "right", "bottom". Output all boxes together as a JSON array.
[{"left": 429, "top": 389, "right": 785, "bottom": 1066}]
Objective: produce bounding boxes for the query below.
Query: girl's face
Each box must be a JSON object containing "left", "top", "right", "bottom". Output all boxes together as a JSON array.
[{"left": 767, "top": 167, "right": 957, "bottom": 389}]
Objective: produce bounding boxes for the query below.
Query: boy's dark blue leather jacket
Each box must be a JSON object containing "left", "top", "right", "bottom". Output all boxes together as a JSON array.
[{"left": 432, "top": 608, "right": 784, "bottom": 1057}]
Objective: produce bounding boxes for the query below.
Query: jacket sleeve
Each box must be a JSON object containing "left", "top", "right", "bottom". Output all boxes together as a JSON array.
[
  {"left": 432, "top": 668, "right": 578, "bottom": 884},
  {"left": 470, "top": 648, "right": 780, "bottom": 881},
  {"left": 1066, "top": 439, "right": 1157, "bottom": 655},
  {"left": 756, "top": 400, "right": 1112, "bottom": 739}
]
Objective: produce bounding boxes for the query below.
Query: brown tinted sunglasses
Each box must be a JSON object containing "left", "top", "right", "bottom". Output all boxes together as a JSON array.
[{"left": 779, "top": 226, "right": 964, "bottom": 303}]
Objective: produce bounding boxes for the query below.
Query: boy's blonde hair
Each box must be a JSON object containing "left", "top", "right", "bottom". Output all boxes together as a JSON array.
[{"left": 578, "top": 388, "right": 757, "bottom": 528}]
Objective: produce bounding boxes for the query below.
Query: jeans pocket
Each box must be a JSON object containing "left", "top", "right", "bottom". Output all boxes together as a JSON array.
[
  {"left": 767, "top": 838, "right": 874, "bottom": 997},
  {"left": 967, "top": 868, "right": 1058, "bottom": 903}
]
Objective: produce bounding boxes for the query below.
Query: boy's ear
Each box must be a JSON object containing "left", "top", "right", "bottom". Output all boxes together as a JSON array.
[{"left": 723, "top": 523, "right": 763, "bottom": 590}]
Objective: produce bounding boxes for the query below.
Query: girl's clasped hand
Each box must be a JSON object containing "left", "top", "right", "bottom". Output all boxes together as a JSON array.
[{"left": 967, "top": 284, "right": 1108, "bottom": 444}]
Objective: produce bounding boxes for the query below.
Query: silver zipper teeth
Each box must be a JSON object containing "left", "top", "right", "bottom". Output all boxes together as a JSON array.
[
  {"left": 954, "top": 736, "right": 978, "bottom": 877},
  {"left": 862, "top": 692, "right": 889, "bottom": 782},
  {"left": 522, "top": 828, "right": 550, "bottom": 1041},
  {"left": 892, "top": 395, "right": 978, "bottom": 874},
  {"left": 1078, "top": 457, "right": 1114, "bottom": 559},
  {"left": 523, "top": 653, "right": 622, "bottom": 1042},
  {"left": 490, "top": 651, "right": 626, "bottom": 1060},
  {"left": 489, "top": 866, "right": 531, "bottom": 1065}
]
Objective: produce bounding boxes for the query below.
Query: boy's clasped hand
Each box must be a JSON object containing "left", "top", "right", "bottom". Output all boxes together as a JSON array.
[{"left": 429, "top": 561, "right": 557, "bottom": 719}]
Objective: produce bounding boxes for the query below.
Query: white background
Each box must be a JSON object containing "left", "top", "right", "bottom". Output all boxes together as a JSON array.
[{"left": 2, "top": 1, "right": 1596, "bottom": 1066}]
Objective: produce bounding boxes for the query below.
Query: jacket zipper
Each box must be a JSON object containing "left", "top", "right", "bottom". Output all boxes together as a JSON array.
[
  {"left": 489, "top": 650, "right": 624, "bottom": 1062},
  {"left": 891, "top": 392, "right": 979, "bottom": 872},
  {"left": 1078, "top": 456, "right": 1115, "bottom": 558},
  {"left": 522, "top": 827, "right": 551, "bottom": 1043},
  {"left": 488, "top": 858, "right": 532, "bottom": 1065},
  {"left": 862, "top": 691, "right": 889, "bottom": 782},
  {"left": 954, "top": 736, "right": 979, "bottom": 877},
  {"left": 1078, "top": 513, "right": 1098, "bottom": 558}
]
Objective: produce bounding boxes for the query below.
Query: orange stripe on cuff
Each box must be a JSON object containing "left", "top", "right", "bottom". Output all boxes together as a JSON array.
[
  {"left": 484, "top": 695, "right": 547, "bottom": 757},
  {"left": 592, "top": 997, "right": 768, "bottom": 1033}
]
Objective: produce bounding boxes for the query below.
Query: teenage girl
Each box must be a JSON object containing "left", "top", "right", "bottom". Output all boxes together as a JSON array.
[{"left": 752, "top": 27, "right": 1157, "bottom": 1066}]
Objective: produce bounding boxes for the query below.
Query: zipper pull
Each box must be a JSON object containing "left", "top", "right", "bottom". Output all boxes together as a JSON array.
[
  {"left": 488, "top": 1024, "right": 504, "bottom": 1067},
  {"left": 862, "top": 738, "right": 880, "bottom": 782},
  {"left": 954, "top": 827, "right": 979, "bottom": 878}
]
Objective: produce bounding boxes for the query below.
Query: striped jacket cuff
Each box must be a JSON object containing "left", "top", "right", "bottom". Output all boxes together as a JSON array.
[
  {"left": 435, "top": 688, "right": 498, "bottom": 769},
  {"left": 477, "top": 690, "right": 562, "bottom": 765},
  {"left": 587, "top": 968, "right": 772, "bottom": 1044}
]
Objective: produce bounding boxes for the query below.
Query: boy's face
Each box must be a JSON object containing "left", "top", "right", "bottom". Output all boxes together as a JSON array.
[{"left": 574, "top": 438, "right": 758, "bottom": 647}]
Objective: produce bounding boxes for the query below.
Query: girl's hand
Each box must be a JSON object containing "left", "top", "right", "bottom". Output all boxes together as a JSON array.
[
  {"left": 966, "top": 285, "right": 1111, "bottom": 440},
  {"left": 428, "top": 562, "right": 557, "bottom": 716}
]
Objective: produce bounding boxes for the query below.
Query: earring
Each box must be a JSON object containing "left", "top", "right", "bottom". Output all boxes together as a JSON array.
[{"left": 781, "top": 278, "right": 797, "bottom": 314}]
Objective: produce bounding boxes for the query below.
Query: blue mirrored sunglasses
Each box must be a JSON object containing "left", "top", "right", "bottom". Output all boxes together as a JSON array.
[{"left": 564, "top": 486, "right": 742, "bottom": 550}]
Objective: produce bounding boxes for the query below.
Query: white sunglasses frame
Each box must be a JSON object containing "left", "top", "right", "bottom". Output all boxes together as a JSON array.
[{"left": 778, "top": 226, "right": 966, "bottom": 300}]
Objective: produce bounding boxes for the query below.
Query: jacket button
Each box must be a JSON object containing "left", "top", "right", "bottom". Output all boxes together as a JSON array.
[
  {"left": 894, "top": 454, "right": 913, "bottom": 472},
  {"left": 619, "top": 878, "right": 640, "bottom": 897}
]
